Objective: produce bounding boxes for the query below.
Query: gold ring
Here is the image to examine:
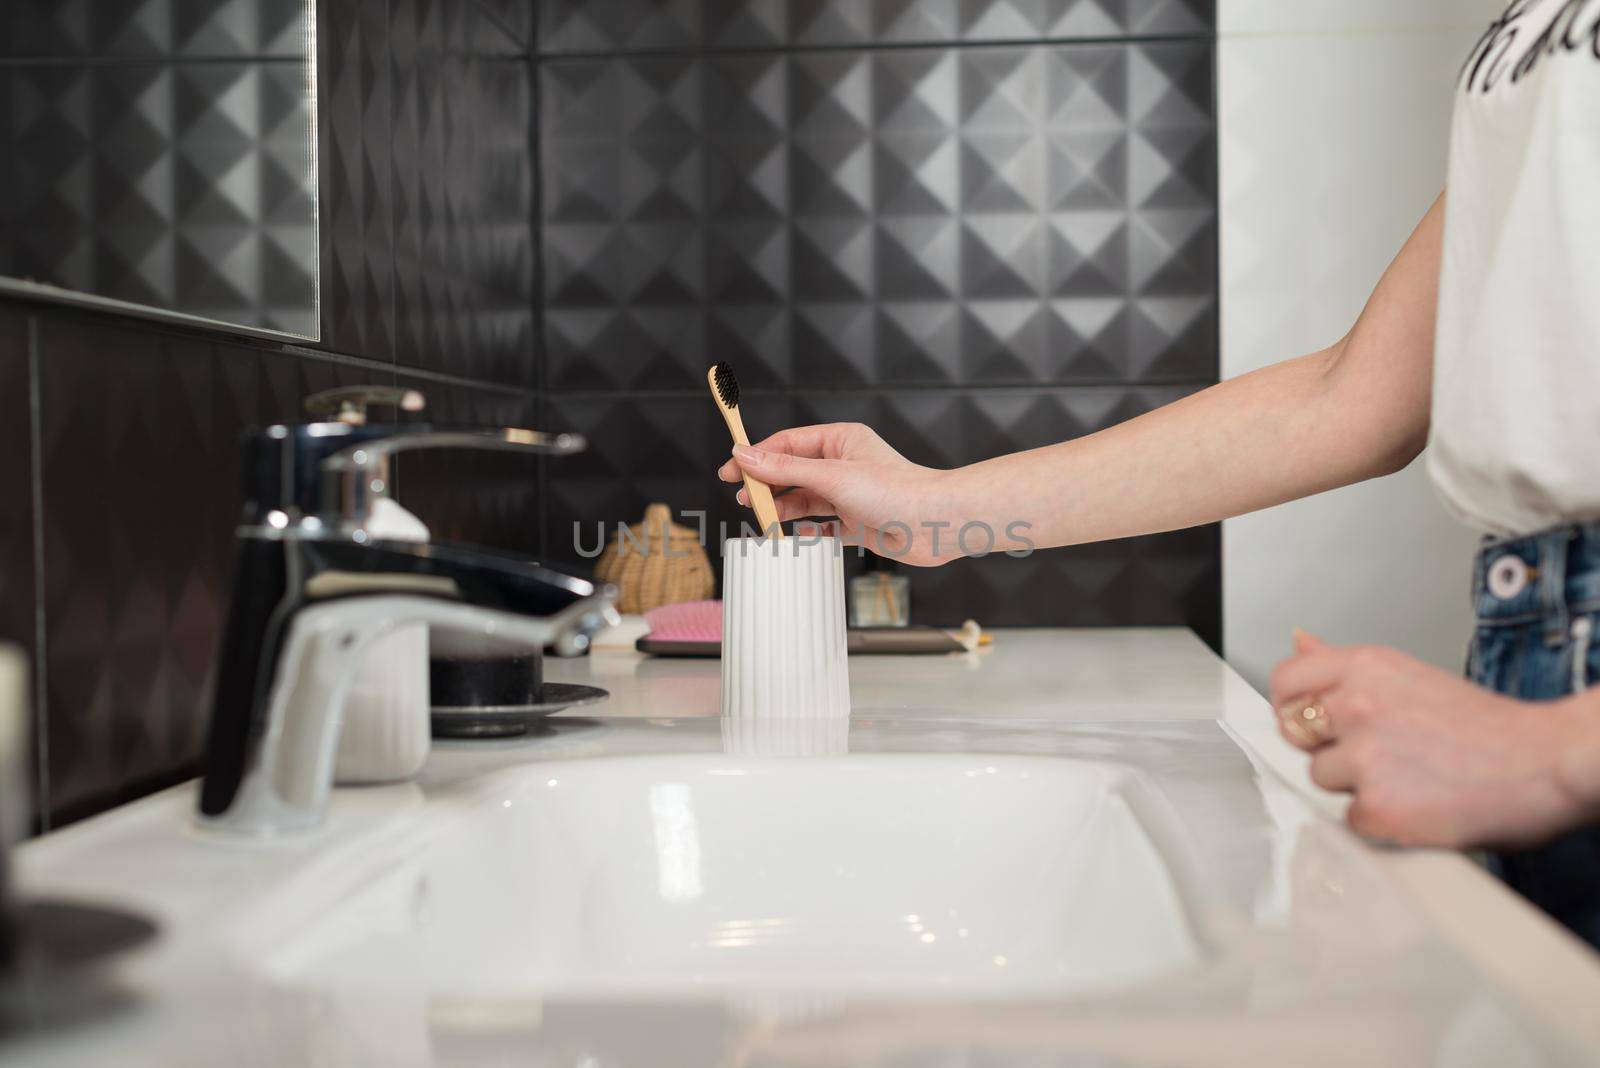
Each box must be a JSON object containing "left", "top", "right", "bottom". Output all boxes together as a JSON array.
[{"left": 1278, "top": 699, "right": 1334, "bottom": 746}]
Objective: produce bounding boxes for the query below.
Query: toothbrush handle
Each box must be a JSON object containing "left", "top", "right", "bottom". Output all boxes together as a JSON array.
[{"left": 721, "top": 407, "right": 784, "bottom": 538}]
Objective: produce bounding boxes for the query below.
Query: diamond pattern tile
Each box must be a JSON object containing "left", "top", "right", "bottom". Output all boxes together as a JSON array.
[
  {"left": 35, "top": 321, "right": 250, "bottom": 824},
  {"left": 320, "top": 0, "right": 393, "bottom": 359},
  {"left": 4, "top": 0, "right": 310, "bottom": 59},
  {"left": 541, "top": 1, "right": 1213, "bottom": 52},
  {"left": 541, "top": 44, "right": 1214, "bottom": 389},
  {"left": 389, "top": 0, "right": 525, "bottom": 58},
  {"left": 392, "top": 376, "right": 542, "bottom": 558},
  {"left": 914, "top": 527, "right": 1221, "bottom": 644},
  {"left": 27, "top": 334, "right": 534, "bottom": 830},
  {"left": 538, "top": 386, "right": 1218, "bottom": 643},
  {"left": 792, "top": 386, "right": 1218, "bottom": 640},
  {"left": 537, "top": 14, "right": 1219, "bottom": 645},
  {"left": 471, "top": 0, "right": 533, "bottom": 49},
  {"left": 393, "top": 0, "right": 534, "bottom": 385},
  {"left": 32, "top": 322, "right": 395, "bottom": 826},
  {"left": 542, "top": 56, "right": 709, "bottom": 391},
  {"left": 1, "top": 58, "right": 319, "bottom": 338},
  {"left": 7, "top": 0, "right": 538, "bottom": 828},
  {"left": 541, "top": 392, "right": 798, "bottom": 572},
  {"left": 540, "top": 0, "right": 703, "bottom": 54}
]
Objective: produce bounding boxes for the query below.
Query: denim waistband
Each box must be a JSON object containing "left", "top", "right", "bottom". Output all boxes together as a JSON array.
[{"left": 1474, "top": 522, "right": 1600, "bottom": 643}]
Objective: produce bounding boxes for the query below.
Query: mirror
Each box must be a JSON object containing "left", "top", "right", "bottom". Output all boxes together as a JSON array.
[{"left": 0, "top": 1, "right": 320, "bottom": 341}]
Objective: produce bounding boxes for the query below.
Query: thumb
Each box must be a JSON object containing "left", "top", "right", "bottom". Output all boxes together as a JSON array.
[
  {"left": 1293, "top": 627, "right": 1330, "bottom": 654},
  {"left": 732, "top": 444, "right": 841, "bottom": 495}
]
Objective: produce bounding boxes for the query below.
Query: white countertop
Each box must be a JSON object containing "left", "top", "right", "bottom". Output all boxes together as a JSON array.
[
  {"left": 565, "top": 627, "right": 1240, "bottom": 723},
  {"left": 7, "top": 627, "right": 1600, "bottom": 1065},
  {"left": 555, "top": 627, "right": 1600, "bottom": 1053}
]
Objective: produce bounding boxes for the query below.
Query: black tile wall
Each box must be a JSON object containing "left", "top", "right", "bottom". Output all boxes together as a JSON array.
[
  {"left": 543, "top": 390, "right": 766, "bottom": 565},
  {"left": 0, "top": 56, "right": 320, "bottom": 338},
  {"left": 388, "top": 0, "right": 534, "bottom": 384},
  {"left": 475, "top": 0, "right": 533, "bottom": 49},
  {"left": 3, "top": 0, "right": 310, "bottom": 59},
  {"left": 542, "top": 43, "right": 1215, "bottom": 390},
  {"left": 35, "top": 319, "right": 253, "bottom": 824},
  {"left": 536, "top": 3, "right": 1220, "bottom": 643},
  {"left": 3, "top": 0, "right": 538, "bottom": 829},
  {"left": 322, "top": 0, "right": 533, "bottom": 380},
  {"left": 322, "top": 0, "right": 395, "bottom": 358},
  {"left": 538, "top": 0, "right": 1214, "bottom": 54},
  {"left": 0, "top": 309, "right": 31, "bottom": 659},
  {"left": 6, "top": 0, "right": 1222, "bottom": 828},
  {"left": 393, "top": 373, "right": 543, "bottom": 558}
]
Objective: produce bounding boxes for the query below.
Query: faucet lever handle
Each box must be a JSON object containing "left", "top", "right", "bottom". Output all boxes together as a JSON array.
[
  {"left": 305, "top": 386, "right": 427, "bottom": 426},
  {"left": 322, "top": 428, "right": 587, "bottom": 476}
]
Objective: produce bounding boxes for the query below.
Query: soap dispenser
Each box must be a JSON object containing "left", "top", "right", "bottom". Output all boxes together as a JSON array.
[{"left": 303, "top": 386, "right": 434, "bottom": 784}]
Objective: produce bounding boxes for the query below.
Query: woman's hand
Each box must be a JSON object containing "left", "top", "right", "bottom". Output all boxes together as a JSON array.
[
  {"left": 717, "top": 423, "right": 969, "bottom": 566},
  {"left": 1270, "top": 631, "right": 1596, "bottom": 849}
]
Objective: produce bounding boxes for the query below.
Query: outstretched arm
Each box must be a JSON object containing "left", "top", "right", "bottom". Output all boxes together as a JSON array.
[{"left": 720, "top": 194, "right": 1446, "bottom": 564}]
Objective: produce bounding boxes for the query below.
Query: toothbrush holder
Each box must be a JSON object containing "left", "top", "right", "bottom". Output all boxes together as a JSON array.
[{"left": 720, "top": 536, "right": 851, "bottom": 719}]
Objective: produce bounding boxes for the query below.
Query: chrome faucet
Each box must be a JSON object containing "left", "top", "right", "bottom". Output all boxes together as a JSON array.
[{"left": 196, "top": 388, "right": 619, "bottom": 836}]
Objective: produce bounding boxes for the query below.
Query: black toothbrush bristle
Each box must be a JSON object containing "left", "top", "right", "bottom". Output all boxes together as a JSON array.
[{"left": 712, "top": 362, "right": 740, "bottom": 409}]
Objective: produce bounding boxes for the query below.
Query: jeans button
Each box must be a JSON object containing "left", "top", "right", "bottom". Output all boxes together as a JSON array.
[{"left": 1488, "top": 555, "right": 1531, "bottom": 600}]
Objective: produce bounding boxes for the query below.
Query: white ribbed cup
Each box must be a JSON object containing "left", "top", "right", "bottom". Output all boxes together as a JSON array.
[{"left": 720, "top": 537, "right": 850, "bottom": 719}]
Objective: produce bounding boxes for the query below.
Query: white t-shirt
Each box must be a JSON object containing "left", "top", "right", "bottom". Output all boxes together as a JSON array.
[{"left": 1429, "top": 0, "right": 1600, "bottom": 537}]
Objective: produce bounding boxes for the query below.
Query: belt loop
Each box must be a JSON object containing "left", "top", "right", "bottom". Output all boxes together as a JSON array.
[{"left": 1542, "top": 530, "right": 1571, "bottom": 647}]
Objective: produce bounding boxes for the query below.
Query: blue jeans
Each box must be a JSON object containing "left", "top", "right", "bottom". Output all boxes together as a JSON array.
[{"left": 1469, "top": 523, "right": 1600, "bottom": 949}]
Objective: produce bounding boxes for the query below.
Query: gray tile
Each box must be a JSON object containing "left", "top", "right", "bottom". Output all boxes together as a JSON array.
[
  {"left": 3, "top": 0, "right": 310, "bottom": 59},
  {"left": 31, "top": 325, "right": 393, "bottom": 826},
  {"left": 34, "top": 320, "right": 256, "bottom": 823},
  {"left": 541, "top": 45, "right": 1215, "bottom": 389},
  {"left": 541, "top": 391, "right": 797, "bottom": 571},
  {"left": 472, "top": 0, "right": 533, "bottom": 49},
  {"left": 1, "top": 59, "right": 319, "bottom": 339},
  {"left": 391, "top": 376, "right": 542, "bottom": 558},
  {"left": 913, "top": 527, "right": 1221, "bottom": 647},
  {"left": 540, "top": 0, "right": 703, "bottom": 54},
  {"left": 395, "top": 34, "right": 534, "bottom": 384},
  {"left": 539, "top": 0, "right": 1214, "bottom": 52},
  {"left": 320, "top": 0, "right": 395, "bottom": 359}
]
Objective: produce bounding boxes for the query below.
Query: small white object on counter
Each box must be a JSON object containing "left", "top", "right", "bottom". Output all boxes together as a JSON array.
[
  {"left": 590, "top": 613, "right": 651, "bottom": 650},
  {"left": 332, "top": 498, "right": 431, "bottom": 784},
  {"left": 0, "top": 644, "right": 27, "bottom": 848},
  {"left": 720, "top": 536, "right": 850, "bottom": 719}
]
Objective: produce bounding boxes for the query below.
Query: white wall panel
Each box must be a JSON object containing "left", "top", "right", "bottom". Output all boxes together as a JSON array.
[{"left": 1218, "top": 0, "right": 1507, "bottom": 691}]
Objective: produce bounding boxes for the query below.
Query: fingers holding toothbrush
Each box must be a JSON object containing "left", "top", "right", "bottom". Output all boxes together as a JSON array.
[{"left": 719, "top": 423, "right": 964, "bottom": 567}]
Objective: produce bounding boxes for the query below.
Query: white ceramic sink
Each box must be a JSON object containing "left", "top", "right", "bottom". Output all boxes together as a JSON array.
[{"left": 248, "top": 754, "right": 1207, "bottom": 998}]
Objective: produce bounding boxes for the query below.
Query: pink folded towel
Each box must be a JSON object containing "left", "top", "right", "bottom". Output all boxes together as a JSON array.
[{"left": 643, "top": 600, "right": 722, "bottom": 644}]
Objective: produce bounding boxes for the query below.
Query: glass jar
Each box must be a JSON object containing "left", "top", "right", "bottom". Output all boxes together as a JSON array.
[{"left": 850, "top": 569, "right": 910, "bottom": 628}]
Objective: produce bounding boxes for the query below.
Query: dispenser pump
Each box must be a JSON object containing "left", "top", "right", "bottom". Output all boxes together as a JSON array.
[{"left": 302, "top": 386, "right": 434, "bottom": 785}]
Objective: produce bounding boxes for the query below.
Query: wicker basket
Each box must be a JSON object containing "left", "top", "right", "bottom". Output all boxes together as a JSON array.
[{"left": 594, "top": 503, "right": 715, "bottom": 614}]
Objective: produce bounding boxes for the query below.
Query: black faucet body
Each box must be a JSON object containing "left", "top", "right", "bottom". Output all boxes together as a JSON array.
[
  {"left": 199, "top": 534, "right": 598, "bottom": 819},
  {"left": 196, "top": 405, "right": 614, "bottom": 834}
]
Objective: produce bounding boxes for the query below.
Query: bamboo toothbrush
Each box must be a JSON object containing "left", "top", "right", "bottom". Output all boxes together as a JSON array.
[{"left": 709, "top": 362, "right": 784, "bottom": 539}]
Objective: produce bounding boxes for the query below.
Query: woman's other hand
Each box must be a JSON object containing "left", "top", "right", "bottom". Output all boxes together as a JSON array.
[
  {"left": 1269, "top": 630, "right": 1597, "bottom": 849},
  {"left": 716, "top": 423, "right": 983, "bottom": 567}
]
